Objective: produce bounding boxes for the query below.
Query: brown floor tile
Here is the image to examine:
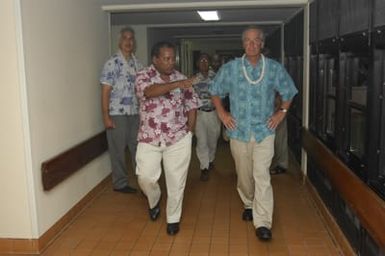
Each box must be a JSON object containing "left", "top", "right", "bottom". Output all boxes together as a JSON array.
[
  {"left": 40, "top": 142, "right": 342, "bottom": 256},
  {"left": 110, "top": 250, "right": 130, "bottom": 256}
]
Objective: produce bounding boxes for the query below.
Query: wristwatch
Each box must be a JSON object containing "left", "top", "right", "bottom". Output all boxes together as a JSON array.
[{"left": 279, "top": 107, "right": 288, "bottom": 113}]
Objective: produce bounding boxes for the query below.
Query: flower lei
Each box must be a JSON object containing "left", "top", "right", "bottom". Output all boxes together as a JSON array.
[{"left": 241, "top": 54, "right": 265, "bottom": 85}]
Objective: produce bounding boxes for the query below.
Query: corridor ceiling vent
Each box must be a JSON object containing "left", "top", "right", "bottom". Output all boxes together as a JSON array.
[{"left": 197, "top": 11, "right": 220, "bottom": 21}]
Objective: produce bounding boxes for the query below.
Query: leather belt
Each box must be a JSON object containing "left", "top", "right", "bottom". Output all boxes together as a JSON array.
[{"left": 199, "top": 108, "right": 215, "bottom": 112}]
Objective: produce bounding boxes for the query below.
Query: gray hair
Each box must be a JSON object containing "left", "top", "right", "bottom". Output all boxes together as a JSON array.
[
  {"left": 119, "top": 26, "right": 135, "bottom": 40},
  {"left": 242, "top": 25, "right": 265, "bottom": 42},
  {"left": 118, "top": 26, "right": 136, "bottom": 51}
]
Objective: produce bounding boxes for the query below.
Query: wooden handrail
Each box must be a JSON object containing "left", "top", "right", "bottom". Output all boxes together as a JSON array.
[
  {"left": 41, "top": 131, "right": 108, "bottom": 190},
  {"left": 302, "top": 129, "right": 385, "bottom": 250}
]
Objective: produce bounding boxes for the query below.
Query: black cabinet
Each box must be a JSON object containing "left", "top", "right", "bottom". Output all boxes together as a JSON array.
[
  {"left": 310, "top": 1, "right": 318, "bottom": 43},
  {"left": 307, "top": 1, "right": 385, "bottom": 254},
  {"left": 318, "top": 0, "right": 339, "bottom": 40},
  {"left": 374, "top": 0, "right": 385, "bottom": 28},
  {"left": 339, "top": 0, "right": 370, "bottom": 36},
  {"left": 313, "top": 0, "right": 371, "bottom": 39}
]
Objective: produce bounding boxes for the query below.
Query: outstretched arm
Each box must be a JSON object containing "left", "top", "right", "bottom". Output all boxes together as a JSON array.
[{"left": 144, "top": 77, "right": 196, "bottom": 98}]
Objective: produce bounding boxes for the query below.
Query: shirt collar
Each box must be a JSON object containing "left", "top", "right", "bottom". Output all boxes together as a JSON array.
[
  {"left": 150, "top": 64, "right": 177, "bottom": 81},
  {"left": 117, "top": 50, "right": 136, "bottom": 63}
]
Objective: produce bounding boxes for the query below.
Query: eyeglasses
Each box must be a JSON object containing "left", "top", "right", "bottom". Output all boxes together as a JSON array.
[{"left": 199, "top": 59, "right": 209, "bottom": 63}]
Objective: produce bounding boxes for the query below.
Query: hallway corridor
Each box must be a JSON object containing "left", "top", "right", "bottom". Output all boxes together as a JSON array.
[{"left": 41, "top": 141, "right": 342, "bottom": 256}]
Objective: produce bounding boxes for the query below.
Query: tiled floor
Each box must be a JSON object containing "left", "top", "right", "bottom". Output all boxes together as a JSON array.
[{"left": 42, "top": 140, "right": 342, "bottom": 255}]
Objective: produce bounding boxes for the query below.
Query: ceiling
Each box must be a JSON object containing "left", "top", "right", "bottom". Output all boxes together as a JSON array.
[
  {"left": 103, "top": 1, "right": 304, "bottom": 39},
  {"left": 111, "top": 8, "right": 300, "bottom": 26}
]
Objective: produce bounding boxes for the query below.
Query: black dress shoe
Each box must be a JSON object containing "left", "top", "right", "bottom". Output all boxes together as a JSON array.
[
  {"left": 200, "top": 168, "right": 209, "bottom": 181},
  {"left": 255, "top": 227, "right": 272, "bottom": 241},
  {"left": 113, "top": 186, "right": 137, "bottom": 194},
  {"left": 149, "top": 201, "right": 160, "bottom": 221},
  {"left": 167, "top": 222, "right": 180, "bottom": 235},
  {"left": 242, "top": 209, "right": 253, "bottom": 221}
]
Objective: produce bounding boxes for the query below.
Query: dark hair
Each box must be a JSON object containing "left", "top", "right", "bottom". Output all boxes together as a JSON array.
[
  {"left": 197, "top": 52, "right": 211, "bottom": 63},
  {"left": 151, "top": 41, "right": 176, "bottom": 58}
]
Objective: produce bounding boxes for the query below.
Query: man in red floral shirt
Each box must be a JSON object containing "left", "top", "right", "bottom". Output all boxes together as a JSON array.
[{"left": 135, "top": 41, "right": 201, "bottom": 235}]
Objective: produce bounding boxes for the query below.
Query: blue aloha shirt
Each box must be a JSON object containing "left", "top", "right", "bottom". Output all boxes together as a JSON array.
[
  {"left": 193, "top": 70, "right": 216, "bottom": 111},
  {"left": 209, "top": 56, "right": 298, "bottom": 143},
  {"left": 99, "top": 50, "right": 143, "bottom": 115}
]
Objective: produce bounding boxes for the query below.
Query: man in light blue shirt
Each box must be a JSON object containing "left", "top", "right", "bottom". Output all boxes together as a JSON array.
[
  {"left": 210, "top": 25, "right": 297, "bottom": 241},
  {"left": 100, "top": 27, "right": 143, "bottom": 194}
]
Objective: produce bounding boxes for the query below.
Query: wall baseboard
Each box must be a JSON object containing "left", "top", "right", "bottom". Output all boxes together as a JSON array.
[{"left": 0, "top": 175, "right": 110, "bottom": 254}]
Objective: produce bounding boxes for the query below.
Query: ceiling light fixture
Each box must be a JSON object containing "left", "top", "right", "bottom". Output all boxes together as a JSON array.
[{"left": 197, "top": 11, "right": 220, "bottom": 21}]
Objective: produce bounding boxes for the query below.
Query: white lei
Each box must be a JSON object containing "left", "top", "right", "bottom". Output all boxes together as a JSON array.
[{"left": 241, "top": 54, "right": 265, "bottom": 85}]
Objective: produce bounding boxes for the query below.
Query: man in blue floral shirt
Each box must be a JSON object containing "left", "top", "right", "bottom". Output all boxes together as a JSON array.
[
  {"left": 100, "top": 27, "right": 143, "bottom": 193},
  {"left": 210, "top": 26, "right": 297, "bottom": 241}
]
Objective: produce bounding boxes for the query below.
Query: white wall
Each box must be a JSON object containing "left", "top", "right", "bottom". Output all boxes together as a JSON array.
[
  {"left": 112, "top": 24, "right": 242, "bottom": 72},
  {"left": 111, "top": 25, "right": 149, "bottom": 66},
  {"left": 5, "top": 0, "right": 111, "bottom": 238},
  {"left": 0, "top": 0, "right": 35, "bottom": 238}
]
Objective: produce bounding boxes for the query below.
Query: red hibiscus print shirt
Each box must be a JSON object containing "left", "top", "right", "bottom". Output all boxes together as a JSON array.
[{"left": 135, "top": 65, "right": 201, "bottom": 146}]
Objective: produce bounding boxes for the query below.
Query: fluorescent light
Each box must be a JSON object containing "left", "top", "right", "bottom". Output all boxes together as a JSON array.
[{"left": 197, "top": 11, "right": 219, "bottom": 21}]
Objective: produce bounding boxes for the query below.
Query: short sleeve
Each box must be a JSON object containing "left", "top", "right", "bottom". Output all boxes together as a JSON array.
[
  {"left": 135, "top": 69, "right": 151, "bottom": 100},
  {"left": 209, "top": 62, "right": 231, "bottom": 97},
  {"left": 274, "top": 64, "right": 298, "bottom": 101},
  {"left": 99, "top": 59, "right": 115, "bottom": 87}
]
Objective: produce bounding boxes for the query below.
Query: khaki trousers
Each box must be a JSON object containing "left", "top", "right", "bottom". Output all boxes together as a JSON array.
[
  {"left": 230, "top": 135, "right": 275, "bottom": 228},
  {"left": 195, "top": 110, "right": 221, "bottom": 169},
  {"left": 136, "top": 132, "right": 192, "bottom": 223}
]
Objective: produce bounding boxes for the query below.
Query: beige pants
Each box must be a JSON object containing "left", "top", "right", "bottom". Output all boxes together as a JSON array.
[
  {"left": 195, "top": 110, "right": 221, "bottom": 169},
  {"left": 136, "top": 132, "right": 192, "bottom": 223},
  {"left": 230, "top": 135, "right": 275, "bottom": 229}
]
